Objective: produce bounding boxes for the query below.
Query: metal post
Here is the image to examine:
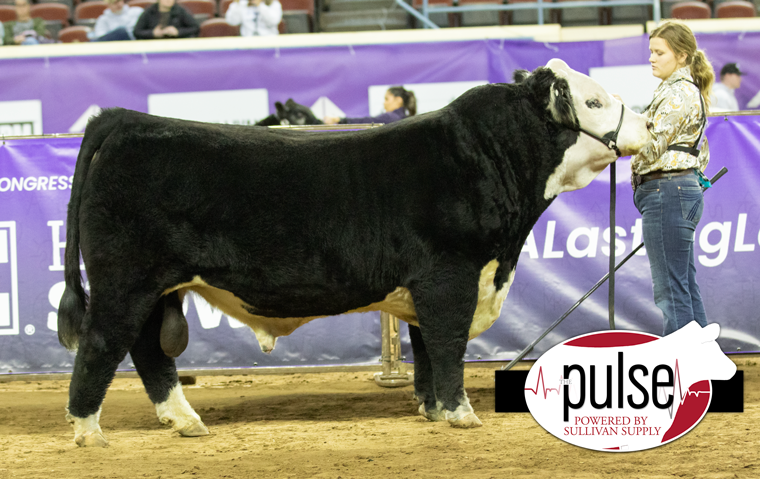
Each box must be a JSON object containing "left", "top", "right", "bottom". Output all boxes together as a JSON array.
[
  {"left": 609, "top": 162, "right": 616, "bottom": 330},
  {"left": 375, "top": 312, "right": 413, "bottom": 387}
]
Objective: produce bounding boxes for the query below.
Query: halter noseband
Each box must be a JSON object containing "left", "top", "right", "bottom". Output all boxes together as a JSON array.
[{"left": 578, "top": 103, "right": 625, "bottom": 157}]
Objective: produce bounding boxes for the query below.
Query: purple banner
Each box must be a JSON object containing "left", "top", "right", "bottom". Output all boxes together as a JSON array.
[
  {"left": 1, "top": 32, "right": 759, "bottom": 135},
  {"left": 1, "top": 115, "right": 759, "bottom": 374},
  {"left": 2, "top": 32, "right": 760, "bottom": 373}
]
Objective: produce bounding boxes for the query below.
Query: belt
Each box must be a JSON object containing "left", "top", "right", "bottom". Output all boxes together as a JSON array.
[{"left": 633, "top": 169, "right": 693, "bottom": 189}]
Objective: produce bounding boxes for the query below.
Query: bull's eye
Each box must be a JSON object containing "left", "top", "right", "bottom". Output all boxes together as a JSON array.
[{"left": 585, "top": 99, "right": 603, "bottom": 109}]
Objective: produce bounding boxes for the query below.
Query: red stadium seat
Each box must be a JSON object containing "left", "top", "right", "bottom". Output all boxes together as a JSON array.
[
  {"left": 178, "top": 0, "right": 215, "bottom": 22},
  {"left": 715, "top": 0, "right": 756, "bottom": 17},
  {"left": 30, "top": 3, "right": 70, "bottom": 40},
  {"left": 128, "top": 0, "right": 155, "bottom": 9},
  {"left": 198, "top": 17, "right": 240, "bottom": 36},
  {"left": 0, "top": 4, "right": 16, "bottom": 22},
  {"left": 219, "top": 0, "right": 232, "bottom": 15},
  {"left": 669, "top": 1, "right": 712, "bottom": 19},
  {"left": 30, "top": 2, "right": 71, "bottom": 26},
  {"left": 58, "top": 25, "right": 90, "bottom": 42},
  {"left": 75, "top": 1, "right": 107, "bottom": 27}
]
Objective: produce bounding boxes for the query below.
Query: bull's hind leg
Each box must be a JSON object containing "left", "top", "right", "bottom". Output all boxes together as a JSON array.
[
  {"left": 409, "top": 325, "right": 445, "bottom": 421},
  {"left": 130, "top": 295, "right": 208, "bottom": 437},
  {"left": 411, "top": 265, "right": 482, "bottom": 428},
  {"left": 67, "top": 292, "right": 156, "bottom": 447}
]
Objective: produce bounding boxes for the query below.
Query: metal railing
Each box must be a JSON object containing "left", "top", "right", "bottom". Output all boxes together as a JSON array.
[{"left": 395, "top": 0, "right": 661, "bottom": 30}]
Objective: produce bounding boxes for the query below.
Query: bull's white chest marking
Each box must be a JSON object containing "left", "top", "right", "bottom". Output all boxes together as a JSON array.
[
  {"left": 545, "top": 135, "right": 616, "bottom": 200},
  {"left": 163, "top": 259, "right": 513, "bottom": 353},
  {"left": 468, "top": 260, "right": 515, "bottom": 339}
]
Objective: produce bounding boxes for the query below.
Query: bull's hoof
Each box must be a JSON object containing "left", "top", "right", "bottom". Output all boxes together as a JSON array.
[
  {"left": 448, "top": 412, "right": 483, "bottom": 428},
  {"left": 418, "top": 403, "right": 446, "bottom": 422},
  {"left": 75, "top": 431, "right": 109, "bottom": 447},
  {"left": 176, "top": 420, "right": 209, "bottom": 437}
]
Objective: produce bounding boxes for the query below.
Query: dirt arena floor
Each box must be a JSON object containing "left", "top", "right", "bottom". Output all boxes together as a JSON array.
[{"left": 0, "top": 357, "right": 758, "bottom": 479}]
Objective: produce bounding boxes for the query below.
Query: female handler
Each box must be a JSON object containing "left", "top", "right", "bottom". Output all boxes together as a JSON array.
[
  {"left": 632, "top": 20, "right": 714, "bottom": 336},
  {"left": 323, "top": 86, "right": 416, "bottom": 125}
]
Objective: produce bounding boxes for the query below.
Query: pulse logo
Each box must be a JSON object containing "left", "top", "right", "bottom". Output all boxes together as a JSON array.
[
  {"left": 524, "top": 322, "right": 736, "bottom": 452},
  {"left": 0, "top": 221, "right": 19, "bottom": 335}
]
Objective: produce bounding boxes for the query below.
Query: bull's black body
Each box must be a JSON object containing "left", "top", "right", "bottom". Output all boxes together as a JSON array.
[{"left": 59, "top": 68, "right": 581, "bottom": 435}]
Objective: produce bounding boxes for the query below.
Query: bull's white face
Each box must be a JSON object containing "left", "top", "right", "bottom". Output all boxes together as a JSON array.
[{"left": 543, "top": 58, "right": 651, "bottom": 198}]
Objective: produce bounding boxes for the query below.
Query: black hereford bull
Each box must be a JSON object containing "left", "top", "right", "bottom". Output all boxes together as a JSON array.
[{"left": 58, "top": 59, "right": 649, "bottom": 446}]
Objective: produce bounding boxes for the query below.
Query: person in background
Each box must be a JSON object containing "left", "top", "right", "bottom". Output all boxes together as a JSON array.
[
  {"left": 711, "top": 62, "right": 743, "bottom": 112},
  {"left": 631, "top": 20, "right": 714, "bottom": 336},
  {"left": 225, "top": 0, "right": 282, "bottom": 37},
  {"left": 324, "top": 86, "right": 417, "bottom": 125},
  {"left": 133, "top": 0, "right": 199, "bottom": 40},
  {"left": 3, "top": 0, "right": 48, "bottom": 46},
  {"left": 88, "top": 0, "right": 143, "bottom": 42}
]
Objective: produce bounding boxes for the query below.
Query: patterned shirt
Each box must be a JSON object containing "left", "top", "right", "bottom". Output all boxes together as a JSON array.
[{"left": 631, "top": 66, "right": 709, "bottom": 177}]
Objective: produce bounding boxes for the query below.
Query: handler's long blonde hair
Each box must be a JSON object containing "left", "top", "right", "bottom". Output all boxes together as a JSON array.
[{"left": 650, "top": 20, "right": 714, "bottom": 110}]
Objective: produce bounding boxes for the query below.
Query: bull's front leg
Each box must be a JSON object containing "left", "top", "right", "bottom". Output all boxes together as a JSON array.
[{"left": 409, "top": 264, "right": 483, "bottom": 428}]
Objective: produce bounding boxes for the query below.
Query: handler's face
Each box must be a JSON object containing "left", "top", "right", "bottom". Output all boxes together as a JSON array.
[{"left": 649, "top": 37, "right": 685, "bottom": 81}]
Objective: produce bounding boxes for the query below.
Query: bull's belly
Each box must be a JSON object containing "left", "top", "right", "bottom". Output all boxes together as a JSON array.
[{"left": 163, "top": 259, "right": 515, "bottom": 353}]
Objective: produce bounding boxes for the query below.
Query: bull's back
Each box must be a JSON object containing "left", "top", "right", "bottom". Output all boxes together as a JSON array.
[{"left": 78, "top": 111, "right": 459, "bottom": 316}]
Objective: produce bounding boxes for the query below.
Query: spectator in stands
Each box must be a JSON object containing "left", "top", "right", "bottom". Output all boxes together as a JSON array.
[
  {"left": 324, "top": 86, "right": 417, "bottom": 124},
  {"left": 88, "top": 0, "right": 144, "bottom": 42},
  {"left": 711, "top": 62, "right": 743, "bottom": 112},
  {"left": 3, "top": 0, "right": 48, "bottom": 46},
  {"left": 225, "top": 0, "right": 283, "bottom": 37},
  {"left": 133, "top": 0, "right": 199, "bottom": 39}
]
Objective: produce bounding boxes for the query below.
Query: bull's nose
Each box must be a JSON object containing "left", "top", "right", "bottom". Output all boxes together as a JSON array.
[{"left": 646, "top": 121, "right": 653, "bottom": 129}]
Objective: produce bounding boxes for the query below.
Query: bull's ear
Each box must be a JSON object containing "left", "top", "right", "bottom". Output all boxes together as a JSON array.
[
  {"left": 548, "top": 78, "right": 579, "bottom": 129},
  {"left": 275, "top": 101, "right": 286, "bottom": 117},
  {"left": 513, "top": 69, "right": 530, "bottom": 84},
  {"left": 285, "top": 99, "right": 296, "bottom": 107}
]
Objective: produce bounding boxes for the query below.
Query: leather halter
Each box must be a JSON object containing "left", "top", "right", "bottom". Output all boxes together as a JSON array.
[{"left": 578, "top": 103, "right": 625, "bottom": 157}]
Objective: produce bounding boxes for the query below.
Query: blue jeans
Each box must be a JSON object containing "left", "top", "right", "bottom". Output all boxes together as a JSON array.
[
  {"left": 94, "top": 27, "right": 134, "bottom": 42},
  {"left": 634, "top": 170, "right": 708, "bottom": 336}
]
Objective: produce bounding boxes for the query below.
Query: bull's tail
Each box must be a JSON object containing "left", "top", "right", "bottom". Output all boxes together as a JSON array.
[{"left": 58, "top": 108, "right": 124, "bottom": 350}]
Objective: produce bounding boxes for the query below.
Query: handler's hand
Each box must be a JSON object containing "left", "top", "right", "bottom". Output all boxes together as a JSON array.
[{"left": 164, "top": 26, "right": 179, "bottom": 37}]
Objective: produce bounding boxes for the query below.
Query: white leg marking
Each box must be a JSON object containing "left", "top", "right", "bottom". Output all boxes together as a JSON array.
[
  {"left": 469, "top": 262, "right": 516, "bottom": 340},
  {"left": 155, "top": 383, "right": 209, "bottom": 437},
  {"left": 445, "top": 392, "right": 482, "bottom": 428},
  {"left": 71, "top": 408, "right": 108, "bottom": 447},
  {"left": 418, "top": 399, "right": 446, "bottom": 422}
]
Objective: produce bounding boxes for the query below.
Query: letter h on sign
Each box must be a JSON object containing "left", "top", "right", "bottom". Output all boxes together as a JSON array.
[{"left": 0, "top": 222, "right": 19, "bottom": 335}]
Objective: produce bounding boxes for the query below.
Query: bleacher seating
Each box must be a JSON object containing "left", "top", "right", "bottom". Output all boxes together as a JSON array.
[
  {"left": 411, "top": 0, "right": 457, "bottom": 28},
  {"left": 30, "top": 2, "right": 70, "bottom": 40},
  {"left": 178, "top": 0, "right": 215, "bottom": 22},
  {"left": 670, "top": 1, "right": 712, "bottom": 19},
  {"left": 74, "top": 1, "right": 107, "bottom": 28},
  {"left": 715, "top": 0, "right": 756, "bottom": 17},
  {"left": 0, "top": 0, "right": 755, "bottom": 42},
  {"left": 198, "top": 17, "right": 239, "bottom": 35},
  {"left": 58, "top": 24, "right": 90, "bottom": 41},
  {"left": 127, "top": 0, "right": 155, "bottom": 9},
  {"left": 0, "top": 4, "right": 16, "bottom": 22},
  {"left": 457, "top": 0, "right": 509, "bottom": 27}
]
